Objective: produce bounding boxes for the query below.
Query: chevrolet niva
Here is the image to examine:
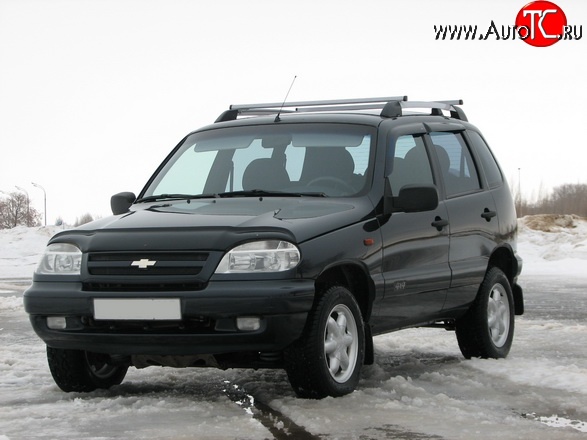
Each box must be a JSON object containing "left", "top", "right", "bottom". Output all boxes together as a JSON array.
[{"left": 24, "top": 96, "right": 523, "bottom": 398}]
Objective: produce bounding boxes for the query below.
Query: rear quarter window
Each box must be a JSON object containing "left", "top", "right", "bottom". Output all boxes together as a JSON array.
[{"left": 468, "top": 131, "right": 504, "bottom": 188}]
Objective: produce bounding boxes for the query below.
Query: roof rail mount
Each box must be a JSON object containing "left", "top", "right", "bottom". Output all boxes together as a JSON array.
[
  {"left": 384, "top": 100, "right": 467, "bottom": 121},
  {"left": 215, "top": 96, "right": 467, "bottom": 123}
]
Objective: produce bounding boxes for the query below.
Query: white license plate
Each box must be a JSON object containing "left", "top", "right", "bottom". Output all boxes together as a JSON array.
[{"left": 93, "top": 299, "right": 181, "bottom": 320}]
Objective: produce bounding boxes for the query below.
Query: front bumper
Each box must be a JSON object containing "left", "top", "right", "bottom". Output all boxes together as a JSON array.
[{"left": 24, "top": 279, "right": 315, "bottom": 356}]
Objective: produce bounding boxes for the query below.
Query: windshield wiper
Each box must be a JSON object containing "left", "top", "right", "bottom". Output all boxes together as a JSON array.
[
  {"left": 136, "top": 193, "right": 219, "bottom": 203},
  {"left": 137, "top": 190, "right": 326, "bottom": 203},
  {"left": 218, "top": 189, "right": 326, "bottom": 198}
]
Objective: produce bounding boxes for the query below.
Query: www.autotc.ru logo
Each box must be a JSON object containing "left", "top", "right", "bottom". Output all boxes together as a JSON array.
[{"left": 433, "top": 1, "right": 582, "bottom": 47}]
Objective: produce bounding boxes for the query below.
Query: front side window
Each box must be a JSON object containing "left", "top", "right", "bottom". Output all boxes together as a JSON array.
[
  {"left": 389, "top": 134, "right": 434, "bottom": 196},
  {"left": 143, "top": 124, "right": 375, "bottom": 198},
  {"left": 430, "top": 132, "right": 481, "bottom": 197}
]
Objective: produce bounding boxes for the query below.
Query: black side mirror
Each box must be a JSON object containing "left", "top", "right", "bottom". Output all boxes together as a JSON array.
[
  {"left": 394, "top": 184, "right": 439, "bottom": 213},
  {"left": 111, "top": 192, "right": 136, "bottom": 215}
]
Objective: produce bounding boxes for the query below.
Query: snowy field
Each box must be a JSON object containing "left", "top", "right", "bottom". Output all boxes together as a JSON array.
[{"left": 1, "top": 215, "right": 586, "bottom": 439}]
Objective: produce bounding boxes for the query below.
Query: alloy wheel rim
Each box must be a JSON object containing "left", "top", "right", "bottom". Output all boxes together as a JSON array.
[
  {"left": 487, "top": 284, "right": 510, "bottom": 347},
  {"left": 85, "top": 352, "right": 119, "bottom": 378},
  {"left": 323, "top": 304, "right": 358, "bottom": 383}
]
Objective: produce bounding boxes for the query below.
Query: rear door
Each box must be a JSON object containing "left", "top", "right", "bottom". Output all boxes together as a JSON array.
[{"left": 427, "top": 129, "right": 499, "bottom": 311}]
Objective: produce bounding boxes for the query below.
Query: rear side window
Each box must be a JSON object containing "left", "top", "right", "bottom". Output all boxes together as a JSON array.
[
  {"left": 468, "top": 131, "right": 503, "bottom": 188},
  {"left": 430, "top": 132, "right": 481, "bottom": 197}
]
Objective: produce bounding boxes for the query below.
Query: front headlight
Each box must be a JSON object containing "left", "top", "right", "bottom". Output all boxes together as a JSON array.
[
  {"left": 215, "top": 240, "right": 300, "bottom": 273},
  {"left": 36, "top": 243, "right": 82, "bottom": 275}
]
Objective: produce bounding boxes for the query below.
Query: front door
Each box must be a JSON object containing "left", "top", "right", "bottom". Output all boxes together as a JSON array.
[{"left": 374, "top": 133, "right": 451, "bottom": 332}]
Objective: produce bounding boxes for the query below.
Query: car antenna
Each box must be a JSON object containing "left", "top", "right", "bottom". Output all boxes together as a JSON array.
[{"left": 274, "top": 75, "right": 297, "bottom": 123}]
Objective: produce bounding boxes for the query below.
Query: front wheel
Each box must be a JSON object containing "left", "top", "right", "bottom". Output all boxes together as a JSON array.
[
  {"left": 284, "top": 285, "right": 365, "bottom": 399},
  {"left": 47, "top": 347, "right": 128, "bottom": 392},
  {"left": 455, "top": 267, "right": 515, "bottom": 359}
]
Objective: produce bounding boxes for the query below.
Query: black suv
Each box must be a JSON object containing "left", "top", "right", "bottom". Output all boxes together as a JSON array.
[{"left": 24, "top": 96, "right": 523, "bottom": 398}]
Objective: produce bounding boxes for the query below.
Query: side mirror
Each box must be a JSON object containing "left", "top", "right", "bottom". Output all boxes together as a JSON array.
[
  {"left": 394, "top": 184, "right": 439, "bottom": 213},
  {"left": 111, "top": 192, "right": 136, "bottom": 215}
]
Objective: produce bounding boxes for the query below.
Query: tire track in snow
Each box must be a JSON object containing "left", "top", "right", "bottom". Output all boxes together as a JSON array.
[{"left": 222, "top": 380, "right": 320, "bottom": 439}]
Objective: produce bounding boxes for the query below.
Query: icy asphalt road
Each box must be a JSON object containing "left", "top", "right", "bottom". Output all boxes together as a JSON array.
[{"left": 1, "top": 275, "right": 586, "bottom": 440}]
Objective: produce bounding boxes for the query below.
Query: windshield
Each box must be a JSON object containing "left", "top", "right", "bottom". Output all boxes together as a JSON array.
[{"left": 141, "top": 123, "right": 376, "bottom": 199}]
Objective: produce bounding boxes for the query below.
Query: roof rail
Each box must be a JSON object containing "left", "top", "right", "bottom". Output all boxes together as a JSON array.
[
  {"left": 215, "top": 96, "right": 407, "bottom": 122},
  {"left": 384, "top": 99, "right": 467, "bottom": 121},
  {"left": 215, "top": 96, "right": 467, "bottom": 122},
  {"left": 230, "top": 96, "right": 408, "bottom": 111}
]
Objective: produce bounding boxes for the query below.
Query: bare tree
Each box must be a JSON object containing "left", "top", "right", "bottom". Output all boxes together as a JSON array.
[
  {"left": 517, "top": 183, "right": 587, "bottom": 217},
  {"left": 550, "top": 183, "right": 587, "bottom": 216},
  {"left": 0, "top": 192, "right": 41, "bottom": 229},
  {"left": 74, "top": 213, "right": 94, "bottom": 227}
]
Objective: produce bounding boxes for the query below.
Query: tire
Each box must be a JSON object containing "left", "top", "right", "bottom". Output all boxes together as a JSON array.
[
  {"left": 47, "top": 346, "right": 128, "bottom": 392},
  {"left": 284, "top": 285, "right": 365, "bottom": 399},
  {"left": 455, "top": 267, "right": 515, "bottom": 359}
]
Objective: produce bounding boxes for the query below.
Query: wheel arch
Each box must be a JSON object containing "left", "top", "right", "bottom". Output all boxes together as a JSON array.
[
  {"left": 314, "top": 262, "right": 375, "bottom": 321},
  {"left": 314, "top": 262, "right": 376, "bottom": 365},
  {"left": 487, "top": 245, "right": 524, "bottom": 315}
]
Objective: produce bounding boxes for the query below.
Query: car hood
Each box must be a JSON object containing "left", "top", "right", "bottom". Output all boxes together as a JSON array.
[{"left": 51, "top": 197, "right": 375, "bottom": 252}]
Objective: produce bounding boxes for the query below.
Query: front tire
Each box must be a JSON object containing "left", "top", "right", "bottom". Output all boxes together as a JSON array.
[
  {"left": 47, "top": 347, "right": 128, "bottom": 392},
  {"left": 284, "top": 285, "right": 365, "bottom": 399},
  {"left": 456, "top": 267, "right": 515, "bottom": 359}
]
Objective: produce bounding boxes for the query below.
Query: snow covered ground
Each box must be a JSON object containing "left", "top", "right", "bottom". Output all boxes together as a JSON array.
[{"left": 1, "top": 215, "right": 586, "bottom": 439}]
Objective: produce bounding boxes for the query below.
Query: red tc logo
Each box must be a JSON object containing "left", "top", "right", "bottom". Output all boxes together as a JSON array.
[{"left": 516, "top": 1, "right": 567, "bottom": 47}]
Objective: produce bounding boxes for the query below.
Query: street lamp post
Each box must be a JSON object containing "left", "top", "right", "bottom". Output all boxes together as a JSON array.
[
  {"left": 15, "top": 185, "right": 30, "bottom": 227},
  {"left": 32, "top": 182, "right": 47, "bottom": 226},
  {"left": 518, "top": 168, "right": 522, "bottom": 217}
]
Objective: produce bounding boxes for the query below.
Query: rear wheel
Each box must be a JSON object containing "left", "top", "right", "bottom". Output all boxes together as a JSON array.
[
  {"left": 456, "top": 267, "right": 515, "bottom": 359},
  {"left": 284, "top": 285, "right": 365, "bottom": 399},
  {"left": 47, "top": 346, "right": 128, "bottom": 392}
]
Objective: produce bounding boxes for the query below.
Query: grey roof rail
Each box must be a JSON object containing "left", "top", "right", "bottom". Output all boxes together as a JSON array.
[
  {"left": 214, "top": 96, "right": 467, "bottom": 122},
  {"left": 381, "top": 99, "right": 466, "bottom": 121},
  {"left": 295, "top": 103, "right": 397, "bottom": 113},
  {"left": 215, "top": 96, "right": 408, "bottom": 122},
  {"left": 215, "top": 108, "right": 297, "bottom": 122},
  {"left": 230, "top": 96, "right": 408, "bottom": 111}
]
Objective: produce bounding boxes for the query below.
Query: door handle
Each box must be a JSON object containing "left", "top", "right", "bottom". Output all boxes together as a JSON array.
[
  {"left": 431, "top": 216, "right": 449, "bottom": 231},
  {"left": 481, "top": 208, "right": 497, "bottom": 222}
]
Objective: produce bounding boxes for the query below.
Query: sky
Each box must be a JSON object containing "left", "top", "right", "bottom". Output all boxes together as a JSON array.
[{"left": 1, "top": 0, "right": 586, "bottom": 224}]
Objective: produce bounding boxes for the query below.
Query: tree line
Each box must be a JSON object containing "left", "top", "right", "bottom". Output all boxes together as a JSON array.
[
  {"left": 0, "top": 191, "right": 95, "bottom": 229},
  {"left": 516, "top": 183, "right": 587, "bottom": 218}
]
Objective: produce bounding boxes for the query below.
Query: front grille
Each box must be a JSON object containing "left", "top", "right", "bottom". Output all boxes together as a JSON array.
[
  {"left": 80, "top": 317, "right": 214, "bottom": 334},
  {"left": 87, "top": 252, "right": 208, "bottom": 276},
  {"left": 82, "top": 282, "right": 205, "bottom": 292}
]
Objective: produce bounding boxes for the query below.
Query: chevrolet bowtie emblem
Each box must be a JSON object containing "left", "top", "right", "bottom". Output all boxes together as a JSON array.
[{"left": 131, "top": 259, "right": 157, "bottom": 269}]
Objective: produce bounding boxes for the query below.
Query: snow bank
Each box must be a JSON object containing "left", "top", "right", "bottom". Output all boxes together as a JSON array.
[
  {"left": 517, "top": 214, "right": 587, "bottom": 277},
  {"left": 0, "top": 225, "right": 64, "bottom": 279}
]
